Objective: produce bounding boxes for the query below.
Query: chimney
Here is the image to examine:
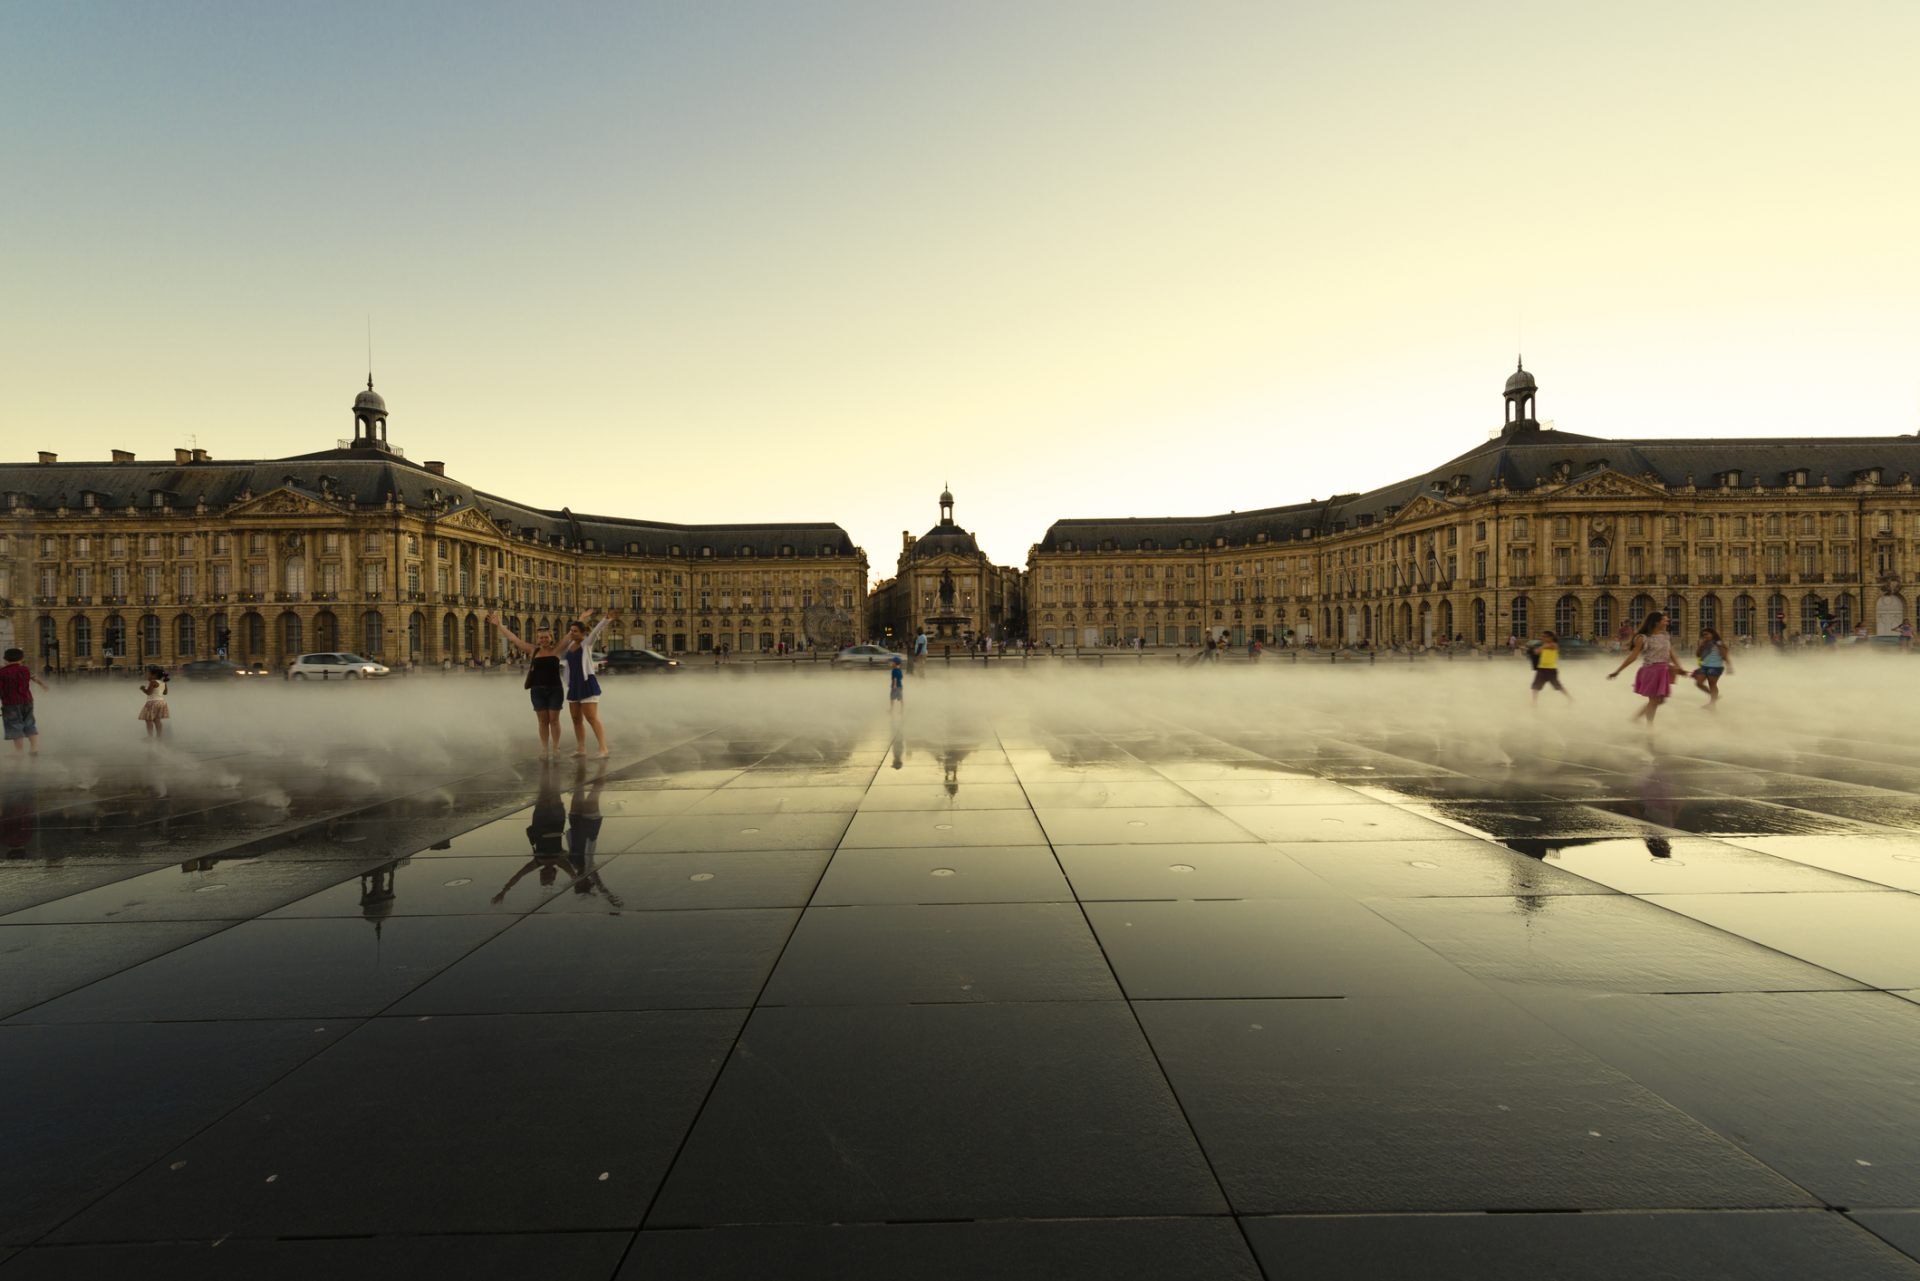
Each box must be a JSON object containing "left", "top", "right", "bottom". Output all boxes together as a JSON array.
[
  {"left": 902, "top": 530, "right": 912, "bottom": 551},
  {"left": 174, "top": 448, "right": 192, "bottom": 465},
  {"left": 423, "top": 460, "right": 445, "bottom": 476},
  {"left": 192, "top": 448, "right": 210, "bottom": 462},
  {"left": 37, "top": 451, "right": 56, "bottom": 465},
  {"left": 111, "top": 449, "right": 134, "bottom": 464}
]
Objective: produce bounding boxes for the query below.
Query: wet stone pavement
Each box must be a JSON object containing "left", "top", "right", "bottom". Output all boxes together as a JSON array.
[{"left": 6, "top": 714, "right": 1920, "bottom": 1279}]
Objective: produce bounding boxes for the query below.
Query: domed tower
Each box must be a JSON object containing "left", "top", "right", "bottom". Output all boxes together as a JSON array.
[
  {"left": 939, "top": 484, "right": 955, "bottom": 527},
  {"left": 1504, "top": 358, "right": 1538, "bottom": 426},
  {"left": 351, "top": 376, "right": 390, "bottom": 451}
]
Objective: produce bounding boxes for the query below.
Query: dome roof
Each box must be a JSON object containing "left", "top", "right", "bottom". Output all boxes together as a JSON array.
[
  {"left": 939, "top": 486, "right": 954, "bottom": 505},
  {"left": 1504, "top": 362, "right": 1536, "bottom": 395},
  {"left": 354, "top": 377, "right": 386, "bottom": 413},
  {"left": 912, "top": 527, "right": 980, "bottom": 559}
]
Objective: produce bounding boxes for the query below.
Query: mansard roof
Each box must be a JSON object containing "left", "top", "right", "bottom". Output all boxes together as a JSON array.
[
  {"left": 0, "top": 453, "right": 860, "bottom": 559},
  {"left": 1037, "top": 420, "right": 1920, "bottom": 554}
]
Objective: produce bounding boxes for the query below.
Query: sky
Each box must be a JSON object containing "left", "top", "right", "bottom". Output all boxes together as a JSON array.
[{"left": 7, "top": 0, "right": 1918, "bottom": 571}]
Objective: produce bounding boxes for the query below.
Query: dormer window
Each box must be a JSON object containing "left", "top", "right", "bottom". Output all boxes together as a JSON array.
[
  {"left": 669, "top": 544, "right": 683, "bottom": 557},
  {"left": 81, "top": 492, "right": 98, "bottom": 509},
  {"left": 1720, "top": 470, "right": 1741, "bottom": 488},
  {"left": 780, "top": 544, "right": 794, "bottom": 557},
  {"left": 1786, "top": 469, "right": 1809, "bottom": 487},
  {"left": 699, "top": 546, "right": 713, "bottom": 558},
  {"left": 737, "top": 545, "right": 753, "bottom": 557},
  {"left": 1140, "top": 539, "right": 1156, "bottom": 551}
]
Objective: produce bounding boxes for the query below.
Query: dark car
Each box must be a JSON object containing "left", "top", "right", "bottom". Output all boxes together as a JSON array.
[
  {"left": 178, "top": 659, "right": 258, "bottom": 681},
  {"left": 600, "top": 648, "right": 680, "bottom": 674}
]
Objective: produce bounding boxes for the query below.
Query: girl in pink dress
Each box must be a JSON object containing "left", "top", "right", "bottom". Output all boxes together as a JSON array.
[{"left": 1607, "top": 611, "right": 1689, "bottom": 725}]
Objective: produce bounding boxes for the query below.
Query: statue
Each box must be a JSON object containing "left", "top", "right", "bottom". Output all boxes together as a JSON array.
[{"left": 939, "top": 570, "right": 956, "bottom": 607}]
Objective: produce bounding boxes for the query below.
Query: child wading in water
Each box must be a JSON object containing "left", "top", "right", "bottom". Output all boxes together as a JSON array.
[
  {"left": 1528, "top": 629, "right": 1572, "bottom": 704},
  {"left": 1608, "top": 611, "right": 1689, "bottom": 725},
  {"left": 138, "top": 666, "right": 170, "bottom": 739},
  {"left": 1692, "top": 627, "right": 1732, "bottom": 707},
  {"left": 2, "top": 648, "right": 49, "bottom": 756}
]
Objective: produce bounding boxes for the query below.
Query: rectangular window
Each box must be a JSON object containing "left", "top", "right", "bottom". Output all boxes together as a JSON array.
[
  {"left": 212, "top": 564, "right": 230, "bottom": 594},
  {"left": 249, "top": 533, "right": 265, "bottom": 553}
]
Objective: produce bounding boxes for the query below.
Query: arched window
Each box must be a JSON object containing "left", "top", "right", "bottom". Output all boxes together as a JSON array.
[
  {"left": 1834, "top": 593, "right": 1854, "bottom": 635},
  {"left": 103, "top": 614, "right": 126, "bottom": 659},
  {"left": 243, "top": 612, "right": 265, "bottom": 657},
  {"left": 1732, "top": 594, "right": 1754, "bottom": 638},
  {"left": 1555, "top": 594, "right": 1580, "bottom": 636},
  {"left": 1594, "top": 595, "right": 1615, "bottom": 639},
  {"left": 1665, "top": 594, "right": 1684, "bottom": 633},
  {"left": 208, "top": 613, "right": 229, "bottom": 656},
  {"left": 1471, "top": 598, "right": 1487, "bottom": 644},
  {"left": 1629, "top": 594, "right": 1657, "bottom": 626},
  {"left": 1800, "top": 594, "right": 1824, "bottom": 637},
  {"left": 464, "top": 613, "right": 480, "bottom": 656},
  {"left": 175, "top": 614, "right": 196, "bottom": 657},
  {"left": 38, "top": 617, "right": 57, "bottom": 664},
  {"left": 141, "top": 614, "right": 161, "bottom": 658},
  {"left": 361, "top": 611, "right": 384, "bottom": 656},
  {"left": 1699, "top": 594, "right": 1719, "bottom": 633},
  {"left": 285, "top": 557, "right": 307, "bottom": 595},
  {"left": 442, "top": 613, "right": 458, "bottom": 656},
  {"left": 1767, "top": 593, "right": 1788, "bottom": 639},
  {"left": 314, "top": 611, "right": 338, "bottom": 651},
  {"left": 281, "top": 611, "right": 303, "bottom": 657},
  {"left": 1510, "top": 596, "right": 1530, "bottom": 639},
  {"left": 409, "top": 611, "right": 425, "bottom": 656},
  {"left": 71, "top": 615, "right": 93, "bottom": 658}
]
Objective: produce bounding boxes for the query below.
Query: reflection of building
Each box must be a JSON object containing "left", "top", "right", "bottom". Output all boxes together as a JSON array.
[
  {"left": 867, "top": 487, "right": 1024, "bottom": 646},
  {"left": 1029, "top": 363, "right": 1920, "bottom": 647},
  {"left": 0, "top": 378, "right": 867, "bottom": 668}
]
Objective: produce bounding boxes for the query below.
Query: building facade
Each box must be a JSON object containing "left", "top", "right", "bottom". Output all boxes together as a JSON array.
[
  {"left": 0, "top": 380, "right": 867, "bottom": 670},
  {"left": 867, "top": 488, "right": 1024, "bottom": 647},
  {"left": 1029, "top": 363, "right": 1920, "bottom": 648}
]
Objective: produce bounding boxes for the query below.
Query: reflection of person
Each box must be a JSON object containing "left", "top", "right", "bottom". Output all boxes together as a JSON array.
[
  {"left": 2, "top": 648, "right": 48, "bottom": 756},
  {"left": 568, "top": 760, "right": 623, "bottom": 909},
  {"left": 489, "top": 614, "right": 565, "bottom": 759},
  {"left": 495, "top": 762, "right": 569, "bottom": 902},
  {"left": 890, "top": 721, "right": 905, "bottom": 770},
  {"left": 562, "top": 610, "right": 613, "bottom": 758},
  {"left": 1608, "top": 611, "right": 1688, "bottom": 725},
  {"left": 1, "top": 769, "right": 36, "bottom": 856}
]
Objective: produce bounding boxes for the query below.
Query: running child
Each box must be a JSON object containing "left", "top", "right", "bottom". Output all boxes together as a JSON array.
[
  {"left": 1691, "top": 627, "right": 1732, "bottom": 707},
  {"left": 137, "top": 666, "right": 170, "bottom": 739},
  {"left": 1528, "top": 629, "right": 1572, "bottom": 704},
  {"left": 1607, "top": 611, "right": 1689, "bottom": 725},
  {"left": 1, "top": 649, "right": 48, "bottom": 756}
]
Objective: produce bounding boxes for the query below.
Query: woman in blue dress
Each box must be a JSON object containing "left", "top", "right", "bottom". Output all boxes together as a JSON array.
[{"left": 561, "top": 609, "right": 614, "bottom": 758}]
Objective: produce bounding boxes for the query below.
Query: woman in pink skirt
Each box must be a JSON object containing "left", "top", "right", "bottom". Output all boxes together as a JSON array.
[{"left": 1607, "top": 611, "right": 1689, "bottom": 724}]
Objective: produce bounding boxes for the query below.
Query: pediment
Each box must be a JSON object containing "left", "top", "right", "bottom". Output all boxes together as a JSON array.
[
  {"left": 1387, "top": 494, "right": 1454, "bottom": 524},
  {"left": 228, "top": 487, "right": 344, "bottom": 518},
  {"left": 1553, "top": 469, "right": 1666, "bottom": 500},
  {"left": 436, "top": 506, "right": 506, "bottom": 537}
]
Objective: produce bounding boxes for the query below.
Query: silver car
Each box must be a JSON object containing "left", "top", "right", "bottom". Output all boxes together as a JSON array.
[{"left": 288, "top": 652, "right": 391, "bottom": 680}]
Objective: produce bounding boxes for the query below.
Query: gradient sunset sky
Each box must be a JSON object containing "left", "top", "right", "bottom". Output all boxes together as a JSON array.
[{"left": 8, "top": 1, "right": 1918, "bottom": 568}]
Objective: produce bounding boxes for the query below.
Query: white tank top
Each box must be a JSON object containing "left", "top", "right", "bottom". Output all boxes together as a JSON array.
[{"left": 1639, "top": 633, "right": 1672, "bottom": 666}]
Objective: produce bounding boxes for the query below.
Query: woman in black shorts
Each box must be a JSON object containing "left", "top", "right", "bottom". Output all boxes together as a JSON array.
[{"left": 488, "top": 613, "right": 565, "bottom": 759}]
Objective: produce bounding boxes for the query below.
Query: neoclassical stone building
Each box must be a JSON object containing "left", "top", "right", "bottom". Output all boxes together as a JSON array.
[
  {"left": 0, "top": 380, "right": 866, "bottom": 669},
  {"left": 1029, "top": 363, "right": 1920, "bottom": 648},
  {"left": 867, "top": 487, "right": 1024, "bottom": 646}
]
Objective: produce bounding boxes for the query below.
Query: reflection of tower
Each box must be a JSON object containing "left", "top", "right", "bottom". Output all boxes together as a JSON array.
[{"left": 360, "top": 862, "right": 399, "bottom": 938}]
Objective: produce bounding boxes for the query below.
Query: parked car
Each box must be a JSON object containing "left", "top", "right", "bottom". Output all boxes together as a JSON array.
[
  {"left": 600, "top": 648, "right": 680, "bottom": 674},
  {"left": 832, "top": 644, "right": 898, "bottom": 668},
  {"left": 288, "top": 652, "right": 391, "bottom": 680},
  {"left": 178, "top": 659, "right": 257, "bottom": 681}
]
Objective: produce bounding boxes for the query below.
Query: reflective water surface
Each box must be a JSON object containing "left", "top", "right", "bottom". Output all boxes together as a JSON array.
[{"left": 4, "top": 661, "right": 1920, "bottom": 1275}]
